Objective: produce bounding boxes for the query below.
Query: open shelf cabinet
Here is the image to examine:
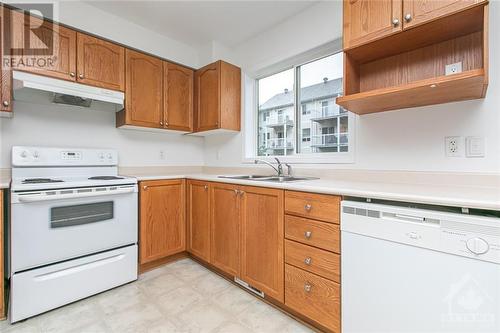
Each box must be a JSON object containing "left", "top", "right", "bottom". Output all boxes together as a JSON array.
[{"left": 337, "top": 4, "right": 489, "bottom": 115}]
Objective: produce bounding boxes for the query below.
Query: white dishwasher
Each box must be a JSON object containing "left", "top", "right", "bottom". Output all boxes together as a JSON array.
[{"left": 341, "top": 200, "right": 500, "bottom": 333}]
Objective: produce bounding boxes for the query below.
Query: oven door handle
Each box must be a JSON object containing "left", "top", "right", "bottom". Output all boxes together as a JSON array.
[{"left": 17, "top": 187, "right": 135, "bottom": 203}]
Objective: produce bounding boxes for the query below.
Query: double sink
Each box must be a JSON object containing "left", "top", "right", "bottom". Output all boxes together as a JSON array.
[{"left": 218, "top": 175, "right": 318, "bottom": 183}]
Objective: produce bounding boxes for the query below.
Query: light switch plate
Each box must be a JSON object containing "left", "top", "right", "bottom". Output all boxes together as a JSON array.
[
  {"left": 465, "top": 136, "right": 485, "bottom": 158},
  {"left": 445, "top": 62, "right": 463, "bottom": 76}
]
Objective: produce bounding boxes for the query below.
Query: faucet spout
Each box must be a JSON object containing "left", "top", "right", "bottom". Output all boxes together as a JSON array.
[{"left": 254, "top": 159, "right": 281, "bottom": 176}]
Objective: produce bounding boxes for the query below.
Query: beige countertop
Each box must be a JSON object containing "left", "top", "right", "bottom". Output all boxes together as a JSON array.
[{"left": 125, "top": 171, "right": 500, "bottom": 211}]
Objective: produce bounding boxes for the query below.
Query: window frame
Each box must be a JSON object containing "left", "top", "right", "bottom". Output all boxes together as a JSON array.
[{"left": 243, "top": 47, "right": 356, "bottom": 164}]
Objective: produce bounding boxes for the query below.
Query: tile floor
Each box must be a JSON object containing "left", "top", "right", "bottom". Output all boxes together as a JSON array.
[{"left": 0, "top": 259, "right": 313, "bottom": 333}]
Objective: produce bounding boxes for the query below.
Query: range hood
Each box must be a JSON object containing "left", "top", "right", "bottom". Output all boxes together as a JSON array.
[{"left": 12, "top": 70, "right": 124, "bottom": 111}]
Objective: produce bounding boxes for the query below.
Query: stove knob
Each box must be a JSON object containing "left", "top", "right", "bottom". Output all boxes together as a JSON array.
[
  {"left": 98, "top": 153, "right": 105, "bottom": 160},
  {"left": 20, "top": 150, "right": 28, "bottom": 158},
  {"left": 107, "top": 153, "right": 113, "bottom": 160},
  {"left": 466, "top": 237, "right": 489, "bottom": 255},
  {"left": 33, "top": 151, "right": 39, "bottom": 159}
]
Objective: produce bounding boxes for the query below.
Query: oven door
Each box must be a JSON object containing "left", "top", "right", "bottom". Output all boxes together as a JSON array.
[{"left": 11, "top": 184, "right": 138, "bottom": 272}]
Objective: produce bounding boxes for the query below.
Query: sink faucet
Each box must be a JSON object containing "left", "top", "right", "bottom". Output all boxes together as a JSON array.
[{"left": 254, "top": 158, "right": 284, "bottom": 176}]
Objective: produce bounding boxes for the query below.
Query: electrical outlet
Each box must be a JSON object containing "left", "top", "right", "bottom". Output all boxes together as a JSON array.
[
  {"left": 445, "top": 62, "right": 463, "bottom": 76},
  {"left": 445, "top": 136, "right": 463, "bottom": 157}
]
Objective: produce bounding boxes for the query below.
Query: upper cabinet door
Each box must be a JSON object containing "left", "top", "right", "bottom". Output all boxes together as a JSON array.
[
  {"left": 76, "top": 33, "right": 125, "bottom": 91},
  {"left": 194, "top": 61, "right": 220, "bottom": 131},
  {"left": 125, "top": 49, "right": 163, "bottom": 128},
  {"left": 240, "top": 186, "right": 284, "bottom": 302},
  {"left": 9, "top": 10, "right": 76, "bottom": 81},
  {"left": 211, "top": 182, "right": 240, "bottom": 277},
  {"left": 164, "top": 62, "right": 193, "bottom": 131},
  {"left": 343, "top": 0, "right": 402, "bottom": 49},
  {"left": 139, "top": 180, "right": 186, "bottom": 264},
  {"left": 402, "top": 0, "right": 486, "bottom": 28},
  {"left": 0, "top": 7, "right": 12, "bottom": 112}
]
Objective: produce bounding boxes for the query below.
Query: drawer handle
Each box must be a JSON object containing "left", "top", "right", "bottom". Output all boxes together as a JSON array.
[
  {"left": 304, "top": 257, "right": 312, "bottom": 265},
  {"left": 304, "top": 231, "right": 312, "bottom": 239},
  {"left": 304, "top": 282, "right": 312, "bottom": 293},
  {"left": 304, "top": 204, "right": 312, "bottom": 211}
]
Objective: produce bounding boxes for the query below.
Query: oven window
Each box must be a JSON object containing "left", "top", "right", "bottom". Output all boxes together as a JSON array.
[{"left": 51, "top": 202, "right": 114, "bottom": 228}]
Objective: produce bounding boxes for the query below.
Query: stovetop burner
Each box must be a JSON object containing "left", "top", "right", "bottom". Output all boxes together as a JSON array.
[
  {"left": 22, "top": 178, "right": 64, "bottom": 184},
  {"left": 88, "top": 176, "right": 125, "bottom": 180}
]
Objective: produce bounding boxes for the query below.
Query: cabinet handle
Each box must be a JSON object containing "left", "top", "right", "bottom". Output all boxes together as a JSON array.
[
  {"left": 143, "top": 185, "right": 148, "bottom": 190},
  {"left": 69, "top": 72, "right": 75, "bottom": 78},
  {"left": 404, "top": 13, "right": 412, "bottom": 22},
  {"left": 239, "top": 190, "right": 245, "bottom": 196},
  {"left": 204, "top": 185, "right": 208, "bottom": 190},
  {"left": 304, "top": 257, "right": 312, "bottom": 265},
  {"left": 304, "top": 204, "right": 312, "bottom": 211},
  {"left": 165, "top": 122, "right": 169, "bottom": 126},
  {"left": 79, "top": 73, "right": 84, "bottom": 79},
  {"left": 2, "top": 100, "right": 9, "bottom": 107},
  {"left": 392, "top": 18, "right": 400, "bottom": 27},
  {"left": 160, "top": 121, "right": 164, "bottom": 126},
  {"left": 304, "top": 282, "right": 312, "bottom": 293},
  {"left": 304, "top": 231, "right": 312, "bottom": 239},
  {"left": 234, "top": 189, "right": 239, "bottom": 195}
]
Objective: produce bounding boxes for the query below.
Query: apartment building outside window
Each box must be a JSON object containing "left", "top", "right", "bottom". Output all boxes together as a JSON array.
[{"left": 256, "top": 52, "right": 350, "bottom": 157}]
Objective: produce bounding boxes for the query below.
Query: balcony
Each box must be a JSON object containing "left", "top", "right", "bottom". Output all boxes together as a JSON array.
[
  {"left": 311, "top": 133, "right": 348, "bottom": 148},
  {"left": 266, "top": 138, "right": 294, "bottom": 150},
  {"left": 264, "top": 114, "right": 294, "bottom": 128},
  {"left": 310, "top": 105, "right": 347, "bottom": 121}
]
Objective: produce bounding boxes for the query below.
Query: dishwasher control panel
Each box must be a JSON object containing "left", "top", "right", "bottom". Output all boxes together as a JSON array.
[{"left": 341, "top": 201, "right": 500, "bottom": 264}]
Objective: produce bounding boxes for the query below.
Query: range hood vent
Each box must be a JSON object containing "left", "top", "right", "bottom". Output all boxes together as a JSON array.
[{"left": 12, "top": 71, "right": 124, "bottom": 111}]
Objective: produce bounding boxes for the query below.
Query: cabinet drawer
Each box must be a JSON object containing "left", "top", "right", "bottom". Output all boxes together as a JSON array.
[
  {"left": 285, "top": 191, "right": 340, "bottom": 224},
  {"left": 285, "top": 240, "right": 340, "bottom": 283},
  {"left": 285, "top": 264, "right": 340, "bottom": 332},
  {"left": 285, "top": 215, "right": 340, "bottom": 253}
]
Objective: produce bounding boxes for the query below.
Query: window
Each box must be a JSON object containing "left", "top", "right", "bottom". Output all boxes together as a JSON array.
[{"left": 256, "top": 52, "right": 351, "bottom": 158}]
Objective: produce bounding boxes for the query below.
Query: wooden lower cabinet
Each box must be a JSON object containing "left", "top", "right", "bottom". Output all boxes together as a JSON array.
[
  {"left": 285, "top": 264, "right": 341, "bottom": 332},
  {"left": 139, "top": 179, "right": 186, "bottom": 265},
  {"left": 187, "top": 180, "right": 211, "bottom": 262},
  {"left": 210, "top": 182, "right": 241, "bottom": 277},
  {"left": 240, "top": 186, "right": 284, "bottom": 302}
]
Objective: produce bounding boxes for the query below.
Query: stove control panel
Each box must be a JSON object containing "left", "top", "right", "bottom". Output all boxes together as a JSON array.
[{"left": 12, "top": 146, "right": 118, "bottom": 166}]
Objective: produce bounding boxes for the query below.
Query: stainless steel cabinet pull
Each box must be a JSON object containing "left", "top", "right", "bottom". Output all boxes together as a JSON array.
[
  {"left": 143, "top": 185, "right": 148, "bottom": 190},
  {"left": 304, "top": 282, "right": 312, "bottom": 293},
  {"left": 234, "top": 189, "right": 239, "bottom": 195},
  {"left": 304, "top": 231, "right": 312, "bottom": 239},
  {"left": 304, "top": 257, "right": 312, "bottom": 265},
  {"left": 69, "top": 72, "right": 75, "bottom": 78},
  {"left": 392, "top": 18, "right": 400, "bottom": 27},
  {"left": 79, "top": 73, "right": 84, "bottom": 79},
  {"left": 304, "top": 204, "right": 312, "bottom": 211},
  {"left": 160, "top": 121, "right": 164, "bottom": 126},
  {"left": 404, "top": 13, "right": 412, "bottom": 22},
  {"left": 2, "top": 100, "right": 9, "bottom": 107},
  {"left": 204, "top": 185, "right": 208, "bottom": 190}
]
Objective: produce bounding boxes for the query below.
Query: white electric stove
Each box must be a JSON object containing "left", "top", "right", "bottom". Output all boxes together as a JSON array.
[{"left": 9, "top": 146, "right": 139, "bottom": 322}]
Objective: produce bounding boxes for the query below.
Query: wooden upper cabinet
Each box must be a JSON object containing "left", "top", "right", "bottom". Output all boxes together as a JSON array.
[
  {"left": 211, "top": 182, "right": 240, "bottom": 277},
  {"left": 402, "top": 0, "right": 486, "bottom": 28},
  {"left": 76, "top": 33, "right": 125, "bottom": 91},
  {"left": 123, "top": 49, "right": 163, "bottom": 128},
  {"left": 0, "top": 7, "right": 12, "bottom": 113},
  {"left": 163, "top": 61, "right": 193, "bottom": 132},
  {"left": 240, "top": 186, "right": 284, "bottom": 302},
  {"left": 343, "top": 0, "right": 402, "bottom": 49},
  {"left": 9, "top": 10, "right": 76, "bottom": 81},
  {"left": 187, "top": 180, "right": 211, "bottom": 262},
  {"left": 194, "top": 60, "right": 241, "bottom": 133},
  {"left": 139, "top": 179, "right": 186, "bottom": 265}
]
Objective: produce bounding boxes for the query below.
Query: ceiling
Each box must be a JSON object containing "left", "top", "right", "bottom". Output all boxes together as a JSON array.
[{"left": 85, "top": 1, "right": 319, "bottom": 48}]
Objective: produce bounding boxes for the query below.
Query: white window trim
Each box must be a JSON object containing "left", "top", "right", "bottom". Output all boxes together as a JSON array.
[{"left": 241, "top": 41, "right": 357, "bottom": 165}]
